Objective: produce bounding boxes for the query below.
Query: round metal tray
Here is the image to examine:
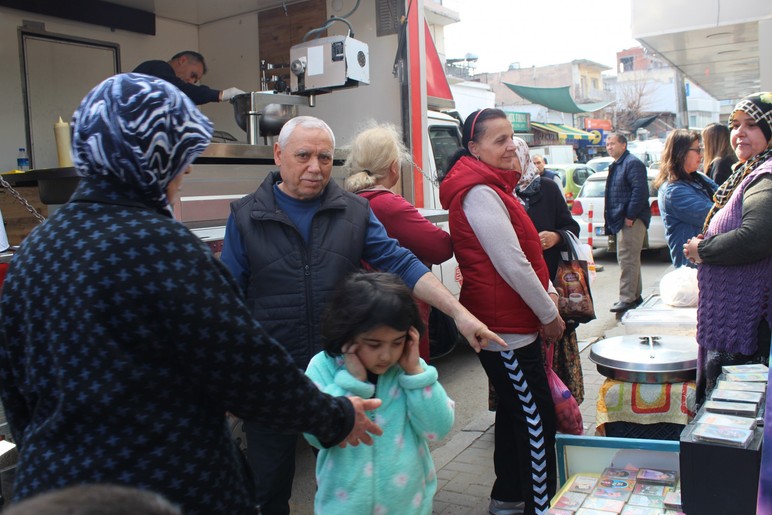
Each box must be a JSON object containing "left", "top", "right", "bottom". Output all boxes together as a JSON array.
[{"left": 589, "top": 334, "right": 698, "bottom": 383}]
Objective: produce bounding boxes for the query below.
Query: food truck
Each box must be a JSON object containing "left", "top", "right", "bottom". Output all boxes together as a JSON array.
[{"left": 0, "top": 0, "right": 462, "bottom": 250}]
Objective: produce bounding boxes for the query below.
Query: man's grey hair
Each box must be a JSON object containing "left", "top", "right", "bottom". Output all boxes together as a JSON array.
[{"left": 278, "top": 116, "right": 336, "bottom": 150}]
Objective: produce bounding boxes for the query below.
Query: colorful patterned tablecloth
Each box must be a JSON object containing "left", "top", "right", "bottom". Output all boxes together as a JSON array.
[{"left": 596, "top": 378, "right": 697, "bottom": 435}]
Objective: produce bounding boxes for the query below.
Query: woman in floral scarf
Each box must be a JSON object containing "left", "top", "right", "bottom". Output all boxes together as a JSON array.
[{"left": 513, "top": 138, "right": 584, "bottom": 405}]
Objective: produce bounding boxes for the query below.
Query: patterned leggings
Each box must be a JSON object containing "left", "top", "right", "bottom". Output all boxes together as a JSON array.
[{"left": 478, "top": 340, "right": 557, "bottom": 515}]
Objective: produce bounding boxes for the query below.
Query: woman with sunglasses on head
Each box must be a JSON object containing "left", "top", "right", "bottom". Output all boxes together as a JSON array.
[
  {"left": 439, "top": 108, "right": 564, "bottom": 515},
  {"left": 684, "top": 93, "right": 772, "bottom": 406},
  {"left": 655, "top": 129, "right": 717, "bottom": 268}
]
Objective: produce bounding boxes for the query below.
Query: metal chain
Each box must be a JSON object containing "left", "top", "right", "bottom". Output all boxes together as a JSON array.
[
  {"left": 0, "top": 175, "right": 46, "bottom": 224},
  {"left": 411, "top": 160, "right": 440, "bottom": 187}
]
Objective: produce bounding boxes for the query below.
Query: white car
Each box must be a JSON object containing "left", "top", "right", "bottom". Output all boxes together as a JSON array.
[
  {"left": 586, "top": 156, "right": 614, "bottom": 173},
  {"left": 570, "top": 169, "right": 667, "bottom": 252}
]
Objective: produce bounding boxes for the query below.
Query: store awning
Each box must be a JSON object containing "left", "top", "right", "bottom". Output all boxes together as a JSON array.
[
  {"left": 531, "top": 122, "right": 595, "bottom": 141},
  {"left": 504, "top": 83, "right": 612, "bottom": 114}
]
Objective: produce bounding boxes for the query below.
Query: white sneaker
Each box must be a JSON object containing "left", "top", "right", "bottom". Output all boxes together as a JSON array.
[{"left": 489, "top": 498, "right": 525, "bottom": 515}]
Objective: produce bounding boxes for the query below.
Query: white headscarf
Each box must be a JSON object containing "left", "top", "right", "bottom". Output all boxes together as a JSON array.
[{"left": 514, "top": 137, "right": 539, "bottom": 194}]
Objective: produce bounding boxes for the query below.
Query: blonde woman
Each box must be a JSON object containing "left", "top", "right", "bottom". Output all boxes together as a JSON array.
[{"left": 345, "top": 124, "right": 453, "bottom": 359}]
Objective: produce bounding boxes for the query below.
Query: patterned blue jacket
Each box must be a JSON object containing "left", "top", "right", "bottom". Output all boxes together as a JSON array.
[{"left": 0, "top": 177, "right": 355, "bottom": 514}]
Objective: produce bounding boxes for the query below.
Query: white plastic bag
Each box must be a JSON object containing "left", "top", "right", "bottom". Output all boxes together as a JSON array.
[{"left": 659, "top": 266, "right": 699, "bottom": 307}]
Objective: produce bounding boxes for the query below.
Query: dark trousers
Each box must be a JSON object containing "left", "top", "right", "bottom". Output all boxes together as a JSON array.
[
  {"left": 244, "top": 425, "right": 298, "bottom": 515},
  {"left": 478, "top": 339, "right": 557, "bottom": 515},
  {"left": 696, "top": 319, "right": 772, "bottom": 406}
]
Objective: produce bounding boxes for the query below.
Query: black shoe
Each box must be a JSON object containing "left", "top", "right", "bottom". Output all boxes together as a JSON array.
[{"left": 610, "top": 297, "right": 643, "bottom": 313}]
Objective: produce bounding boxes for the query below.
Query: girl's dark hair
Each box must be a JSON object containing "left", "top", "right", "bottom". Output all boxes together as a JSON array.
[
  {"left": 654, "top": 129, "right": 700, "bottom": 188},
  {"left": 440, "top": 108, "right": 509, "bottom": 182},
  {"left": 321, "top": 272, "right": 425, "bottom": 356}
]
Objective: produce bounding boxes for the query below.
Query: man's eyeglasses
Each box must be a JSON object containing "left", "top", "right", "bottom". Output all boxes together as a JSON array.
[{"left": 688, "top": 147, "right": 704, "bottom": 154}]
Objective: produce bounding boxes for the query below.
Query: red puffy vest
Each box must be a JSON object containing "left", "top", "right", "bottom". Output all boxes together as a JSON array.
[{"left": 440, "top": 156, "right": 550, "bottom": 334}]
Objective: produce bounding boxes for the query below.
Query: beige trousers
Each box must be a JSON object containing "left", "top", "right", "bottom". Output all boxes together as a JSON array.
[{"left": 616, "top": 218, "right": 646, "bottom": 303}]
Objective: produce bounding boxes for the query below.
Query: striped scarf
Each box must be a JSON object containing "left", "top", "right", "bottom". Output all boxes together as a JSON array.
[{"left": 703, "top": 147, "right": 772, "bottom": 232}]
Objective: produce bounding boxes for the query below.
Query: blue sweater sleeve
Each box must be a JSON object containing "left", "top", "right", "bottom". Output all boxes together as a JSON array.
[
  {"left": 362, "top": 210, "right": 429, "bottom": 288},
  {"left": 219, "top": 214, "right": 249, "bottom": 293}
]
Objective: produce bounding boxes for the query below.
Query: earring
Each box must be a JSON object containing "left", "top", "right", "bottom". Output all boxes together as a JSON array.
[{"left": 474, "top": 154, "right": 480, "bottom": 161}]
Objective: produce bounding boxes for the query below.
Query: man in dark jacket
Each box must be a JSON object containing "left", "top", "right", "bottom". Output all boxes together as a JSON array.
[
  {"left": 220, "top": 115, "right": 503, "bottom": 515},
  {"left": 133, "top": 50, "right": 244, "bottom": 105},
  {"left": 532, "top": 154, "right": 566, "bottom": 200},
  {"left": 604, "top": 133, "right": 651, "bottom": 312}
]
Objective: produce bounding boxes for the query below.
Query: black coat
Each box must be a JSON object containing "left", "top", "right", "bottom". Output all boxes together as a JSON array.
[
  {"left": 132, "top": 60, "right": 220, "bottom": 105},
  {"left": 517, "top": 177, "right": 580, "bottom": 280},
  {"left": 0, "top": 176, "right": 353, "bottom": 514}
]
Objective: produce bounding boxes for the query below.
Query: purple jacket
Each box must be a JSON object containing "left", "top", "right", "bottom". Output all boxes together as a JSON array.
[{"left": 697, "top": 161, "right": 772, "bottom": 354}]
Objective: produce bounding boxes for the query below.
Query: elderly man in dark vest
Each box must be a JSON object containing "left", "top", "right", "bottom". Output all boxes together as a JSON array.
[{"left": 220, "top": 115, "right": 503, "bottom": 515}]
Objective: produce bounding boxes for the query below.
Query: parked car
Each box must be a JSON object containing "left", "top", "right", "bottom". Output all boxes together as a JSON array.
[
  {"left": 544, "top": 163, "right": 594, "bottom": 207},
  {"left": 570, "top": 169, "right": 667, "bottom": 253},
  {"left": 587, "top": 156, "right": 614, "bottom": 173}
]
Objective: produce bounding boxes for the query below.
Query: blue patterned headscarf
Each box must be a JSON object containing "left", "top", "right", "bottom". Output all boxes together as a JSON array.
[{"left": 71, "top": 73, "right": 213, "bottom": 211}]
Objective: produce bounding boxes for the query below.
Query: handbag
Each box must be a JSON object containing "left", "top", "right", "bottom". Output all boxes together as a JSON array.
[
  {"left": 555, "top": 231, "right": 596, "bottom": 324},
  {"left": 543, "top": 340, "right": 583, "bottom": 435}
]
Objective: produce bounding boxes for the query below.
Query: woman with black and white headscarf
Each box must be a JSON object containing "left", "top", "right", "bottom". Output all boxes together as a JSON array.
[
  {"left": 0, "top": 73, "right": 380, "bottom": 514},
  {"left": 684, "top": 92, "right": 772, "bottom": 405}
]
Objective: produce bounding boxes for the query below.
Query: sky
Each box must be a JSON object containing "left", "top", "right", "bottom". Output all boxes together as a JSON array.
[{"left": 441, "top": 0, "right": 641, "bottom": 74}]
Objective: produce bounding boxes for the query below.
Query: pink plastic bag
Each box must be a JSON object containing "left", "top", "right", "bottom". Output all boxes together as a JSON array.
[{"left": 544, "top": 341, "right": 583, "bottom": 435}]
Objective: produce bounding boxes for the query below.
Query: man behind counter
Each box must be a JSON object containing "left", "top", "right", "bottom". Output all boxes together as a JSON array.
[{"left": 133, "top": 50, "right": 244, "bottom": 105}]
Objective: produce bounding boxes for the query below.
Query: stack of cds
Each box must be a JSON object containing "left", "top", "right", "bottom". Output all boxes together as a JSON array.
[{"left": 691, "top": 363, "right": 769, "bottom": 448}]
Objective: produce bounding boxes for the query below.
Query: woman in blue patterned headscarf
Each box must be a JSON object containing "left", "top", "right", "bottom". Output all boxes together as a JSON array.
[
  {"left": 0, "top": 73, "right": 376, "bottom": 514},
  {"left": 71, "top": 72, "right": 212, "bottom": 213}
]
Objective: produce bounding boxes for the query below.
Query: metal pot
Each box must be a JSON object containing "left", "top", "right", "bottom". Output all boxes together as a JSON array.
[
  {"left": 230, "top": 93, "right": 297, "bottom": 136},
  {"left": 589, "top": 334, "right": 698, "bottom": 384}
]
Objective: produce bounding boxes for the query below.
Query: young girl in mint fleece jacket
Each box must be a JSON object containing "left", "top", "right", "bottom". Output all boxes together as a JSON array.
[{"left": 305, "top": 272, "right": 455, "bottom": 515}]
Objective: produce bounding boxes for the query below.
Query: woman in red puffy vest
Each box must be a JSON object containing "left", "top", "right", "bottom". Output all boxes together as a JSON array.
[{"left": 439, "top": 108, "right": 565, "bottom": 515}]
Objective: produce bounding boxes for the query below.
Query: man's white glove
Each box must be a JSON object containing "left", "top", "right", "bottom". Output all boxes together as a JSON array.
[{"left": 221, "top": 87, "right": 246, "bottom": 102}]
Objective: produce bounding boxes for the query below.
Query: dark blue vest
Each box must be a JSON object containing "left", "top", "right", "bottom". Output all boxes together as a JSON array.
[{"left": 229, "top": 172, "right": 369, "bottom": 367}]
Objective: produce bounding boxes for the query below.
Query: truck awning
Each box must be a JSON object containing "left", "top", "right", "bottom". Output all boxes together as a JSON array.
[
  {"left": 531, "top": 122, "right": 595, "bottom": 141},
  {"left": 504, "top": 83, "right": 612, "bottom": 114},
  {"left": 425, "top": 21, "right": 454, "bottom": 109}
]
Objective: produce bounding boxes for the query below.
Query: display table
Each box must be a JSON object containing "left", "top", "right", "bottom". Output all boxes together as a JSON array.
[{"left": 596, "top": 378, "right": 697, "bottom": 439}]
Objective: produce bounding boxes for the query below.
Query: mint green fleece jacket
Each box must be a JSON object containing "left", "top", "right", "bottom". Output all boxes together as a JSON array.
[{"left": 304, "top": 352, "right": 455, "bottom": 515}]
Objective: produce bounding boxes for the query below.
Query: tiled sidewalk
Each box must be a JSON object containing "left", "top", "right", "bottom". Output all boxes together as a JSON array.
[{"left": 431, "top": 339, "right": 604, "bottom": 515}]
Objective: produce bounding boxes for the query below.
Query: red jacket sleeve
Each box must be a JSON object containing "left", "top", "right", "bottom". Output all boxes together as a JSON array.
[{"left": 367, "top": 192, "right": 453, "bottom": 265}]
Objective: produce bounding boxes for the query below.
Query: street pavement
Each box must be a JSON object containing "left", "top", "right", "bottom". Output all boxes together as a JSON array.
[
  {"left": 428, "top": 276, "right": 666, "bottom": 514},
  {"left": 429, "top": 338, "right": 605, "bottom": 515}
]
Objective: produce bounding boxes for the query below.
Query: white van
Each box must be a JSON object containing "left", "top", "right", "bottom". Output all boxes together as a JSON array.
[
  {"left": 420, "top": 111, "right": 463, "bottom": 298},
  {"left": 423, "top": 110, "right": 463, "bottom": 210}
]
